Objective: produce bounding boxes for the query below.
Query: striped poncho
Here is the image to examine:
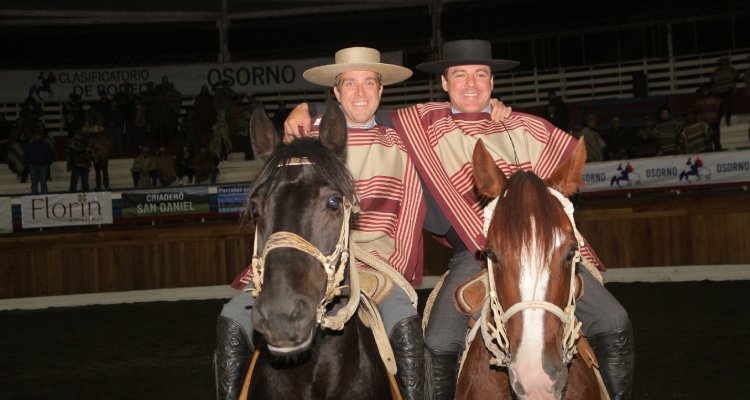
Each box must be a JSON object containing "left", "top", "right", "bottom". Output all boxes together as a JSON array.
[
  {"left": 392, "top": 102, "right": 605, "bottom": 271},
  {"left": 231, "top": 121, "right": 426, "bottom": 289}
]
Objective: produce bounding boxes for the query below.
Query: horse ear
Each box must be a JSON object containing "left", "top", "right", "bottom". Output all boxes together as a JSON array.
[
  {"left": 251, "top": 105, "right": 281, "bottom": 162},
  {"left": 545, "top": 137, "right": 587, "bottom": 197},
  {"left": 472, "top": 140, "right": 506, "bottom": 198},
  {"left": 318, "top": 98, "right": 348, "bottom": 158}
]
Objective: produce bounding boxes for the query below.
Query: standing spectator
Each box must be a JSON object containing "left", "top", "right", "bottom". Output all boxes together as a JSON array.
[
  {"left": 653, "top": 104, "right": 682, "bottom": 156},
  {"left": 102, "top": 99, "right": 125, "bottom": 158},
  {"left": 62, "top": 93, "right": 85, "bottom": 138},
  {"left": 131, "top": 146, "right": 158, "bottom": 188},
  {"left": 154, "top": 147, "right": 178, "bottom": 187},
  {"left": 193, "top": 85, "right": 217, "bottom": 142},
  {"left": 67, "top": 130, "right": 91, "bottom": 192},
  {"left": 694, "top": 84, "right": 722, "bottom": 151},
  {"left": 679, "top": 109, "right": 713, "bottom": 154},
  {"left": 86, "top": 125, "right": 112, "bottom": 191},
  {"left": 602, "top": 115, "right": 632, "bottom": 160},
  {"left": 114, "top": 85, "right": 137, "bottom": 155},
  {"left": 710, "top": 55, "right": 738, "bottom": 126},
  {"left": 545, "top": 90, "right": 570, "bottom": 132},
  {"left": 211, "top": 109, "right": 232, "bottom": 162},
  {"left": 133, "top": 99, "right": 148, "bottom": 153},
  {"left": 24, "top": 131, "right": 55, "bottom": 194},
  {"left": 175, "top": 145, "right": 195, "bottom": 185},
  {"left": 7, "top": 130, "right": 29, "bottom": 183},
  {"left": 193, "top": 144, "right": 216, "bottom": 185},
  {"left": 580, "top": 114, "right": 607, "bottom": 162}
]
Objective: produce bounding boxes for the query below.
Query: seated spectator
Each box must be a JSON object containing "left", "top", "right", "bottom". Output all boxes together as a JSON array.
[
  {"left": 24, "top": 131, "right": 55, "bottom": 194},
  {"left": 580, "top": 114, "right": 607, "bottom": 162},
  {"left": 67, "top": 130, "right": 91, "bottom": 192},
  {"left": 679, "top": 109, "right": 713, "bottom": 154},
  {"left": 193, "top": 144, "right": 216, "bottom": 185},
  {"left": 694, "top": 83, "right": 722, "bottom": 151},
  {"left": 155, "top": 147, "right": 178, "bottom": 187},
  {"left": 629, "top": 116, "right": 659, "bottom": 158},
  {"left": 175, "top": 145, "right": 196, "bottom": 185},
  {"left": 602, "top": 115, "right": 632, "bottom": 160},
  {"left": 131, "top": 146, "right": 158, "bottom": 188}
]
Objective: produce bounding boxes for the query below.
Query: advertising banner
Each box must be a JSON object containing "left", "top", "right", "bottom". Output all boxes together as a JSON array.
[
  {"left": 121, "top": 187, "right": 210, "bottom": 217},
  {"left": 580, "top": 150, "right": 750, "bottom": 193},
  {"left": 2, "top": 51, "right": 404, "bottom": 102},
  {"left": 20, "top": 192, "right": 113, "bottom": 229},
  {"left": 217, "top": 185, "right": 250, "bottom": 214}
]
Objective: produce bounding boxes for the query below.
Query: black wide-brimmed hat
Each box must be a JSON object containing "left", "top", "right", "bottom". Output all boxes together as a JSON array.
[{"left": 416, "top": 39, "right": 519, "bottom": 74}]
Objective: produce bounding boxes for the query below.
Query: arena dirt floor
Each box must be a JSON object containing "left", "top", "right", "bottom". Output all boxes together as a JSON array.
[{"left": 2, "top": 280, "right": 749, "bottom": 400}]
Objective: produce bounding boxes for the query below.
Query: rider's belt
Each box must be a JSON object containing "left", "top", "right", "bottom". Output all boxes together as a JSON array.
[{"left": 358, "top": 265, "right": 395, "bottom": 304}]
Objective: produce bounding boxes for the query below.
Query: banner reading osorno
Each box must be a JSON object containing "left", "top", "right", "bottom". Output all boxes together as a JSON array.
[
  {"left": 580, "top": 150, "right": 750, "bottom": 193},
  {"left": 121, "top": 187, "right": 210, "bottom": 217},
  {"left": 20, "top": 192, "right": 114, "bottom": 229}
]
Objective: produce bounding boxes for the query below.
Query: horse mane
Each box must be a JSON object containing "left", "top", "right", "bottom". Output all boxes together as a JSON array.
[
  {"left": 491, "top": 171, "right": 573, "bottom": 272},
  {"left": 242, "top": 137, "right": 357, "bottom": 223}
]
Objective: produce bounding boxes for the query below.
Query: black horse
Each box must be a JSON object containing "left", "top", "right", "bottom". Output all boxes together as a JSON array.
[{"left": 241, "top": 100, "right": 394, "bottom": 399}]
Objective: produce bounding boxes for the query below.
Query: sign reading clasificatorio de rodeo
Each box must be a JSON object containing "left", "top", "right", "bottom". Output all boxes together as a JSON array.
[{"left": 2, "top": 51, "right": 405, "bottom": 103}]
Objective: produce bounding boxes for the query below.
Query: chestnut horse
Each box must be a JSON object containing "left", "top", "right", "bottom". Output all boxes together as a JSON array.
[
  {"left": 241, "top": 100, "right": 394, "bottom": 399},
  {"left": 456, "top": 138, "right": 606, "bottom": 400}
]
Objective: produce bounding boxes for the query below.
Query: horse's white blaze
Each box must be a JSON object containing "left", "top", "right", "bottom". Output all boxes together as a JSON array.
[{"left": 513, "top": 217, "right": 565, "bottom": 395}]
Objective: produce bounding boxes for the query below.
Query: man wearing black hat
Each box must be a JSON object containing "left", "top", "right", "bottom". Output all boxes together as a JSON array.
[
  {"left": 284, "top": 40, "right": 633, "bottom": 400},
  {"left": 391, "top": 39, "right": 633, "bottom": 400}
]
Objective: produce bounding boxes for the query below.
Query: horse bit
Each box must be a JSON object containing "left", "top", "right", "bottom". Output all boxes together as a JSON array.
[
  {"left": 479, "top": 187, "right": 584, "bottom": 367},
  {"left": 248, "top": 157, "right": 362, "bottom": 331}
]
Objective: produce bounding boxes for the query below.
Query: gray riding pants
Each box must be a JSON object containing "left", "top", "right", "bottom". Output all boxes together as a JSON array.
[
  {"left": 424, "top": 250, "right": 630, "bottom": 354},
  {"left": 220, "top": 283, "right": 418, "bottom": 347}
]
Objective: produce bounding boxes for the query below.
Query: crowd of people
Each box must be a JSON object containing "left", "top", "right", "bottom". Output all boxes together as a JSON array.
[
  {"left": 0, "top": 76, "right": 280, "bottom": 194},
  {"left": 1, "top": 55, "right": 747, "bottom": 193}
]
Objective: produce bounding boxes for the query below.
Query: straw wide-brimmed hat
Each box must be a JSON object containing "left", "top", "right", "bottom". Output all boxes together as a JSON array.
[
  {"left": 303, "top": 47, "right": 413, "bottom": 87},
  {"left": 416, "top": 39, "right": 519, "bottom": 74}
]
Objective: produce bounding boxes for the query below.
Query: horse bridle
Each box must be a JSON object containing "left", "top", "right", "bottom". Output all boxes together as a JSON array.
[
  {"left": 248, "top": 157, "right": 362, "bottom": 331},
  {"left": 479, "top": 187, "right": 584, "bottom": 367}
]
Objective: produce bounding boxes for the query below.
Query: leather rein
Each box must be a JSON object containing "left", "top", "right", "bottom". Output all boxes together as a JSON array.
[{"left": 478, "top": 187, "right": 584, "bottom": 367}]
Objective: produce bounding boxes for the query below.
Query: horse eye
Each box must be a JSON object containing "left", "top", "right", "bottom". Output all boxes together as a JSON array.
[
  {"left": 247, "top": 201, "right": 260, "bottom": 220},
  {"left": 485, "top": 248, "right": 499, "bottom": 263},
  {"left": 566, "top": 245, "right": 578, "bottom": 262},
  {"left": 326, "top": 195, "right": 343, "bottom": 211}
]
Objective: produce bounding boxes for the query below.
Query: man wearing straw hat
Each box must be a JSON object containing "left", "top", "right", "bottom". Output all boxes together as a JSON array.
[
  {"left": 287, "top": 40, "right": 634, "bottom": 400},
  {"left": 217, "top": 46, "right": 427, "bottom": 400}
]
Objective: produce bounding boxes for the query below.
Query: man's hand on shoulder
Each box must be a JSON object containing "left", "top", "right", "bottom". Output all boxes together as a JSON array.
[
  {"left": 490, "top": 98, "right": 512, "bottom": 122},
  {"left": 283, "top": 103, "right": 312, "bottom": 144}
]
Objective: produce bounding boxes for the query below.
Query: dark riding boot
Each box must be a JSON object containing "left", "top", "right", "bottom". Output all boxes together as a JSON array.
[
  {"left": 215, "top": 316, "right": 253, "bottom": 400},
  {"left": 390, "top": 315, "right": 425, "bottom": 400},
  {"left": 588, "top": 322, "right": 635, "bottom": 400},
  {"left": 426, "top": 348, "right": 459, "bottom": 400}
]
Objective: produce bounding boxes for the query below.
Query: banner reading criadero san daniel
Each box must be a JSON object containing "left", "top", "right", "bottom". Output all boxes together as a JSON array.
[
  {"left": 580, "top": 150, "right": 750, "bottom": 193},
  {"left": 121, "top": 187, "right": 210, "bottom": 217},
  {"left": 20, "top": 192, "right": 114, "bottom": 229},
  {"left": 0, "top": 51, "right": 405, "bottom": 102}
]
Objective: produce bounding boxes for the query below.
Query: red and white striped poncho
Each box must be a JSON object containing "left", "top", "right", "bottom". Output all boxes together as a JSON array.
[
  {"left": 231, "top": 122, "right": 426, "bottom": 290},
  {"left": 392, "top": 102, "right": 605, "bottom": 271}
]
